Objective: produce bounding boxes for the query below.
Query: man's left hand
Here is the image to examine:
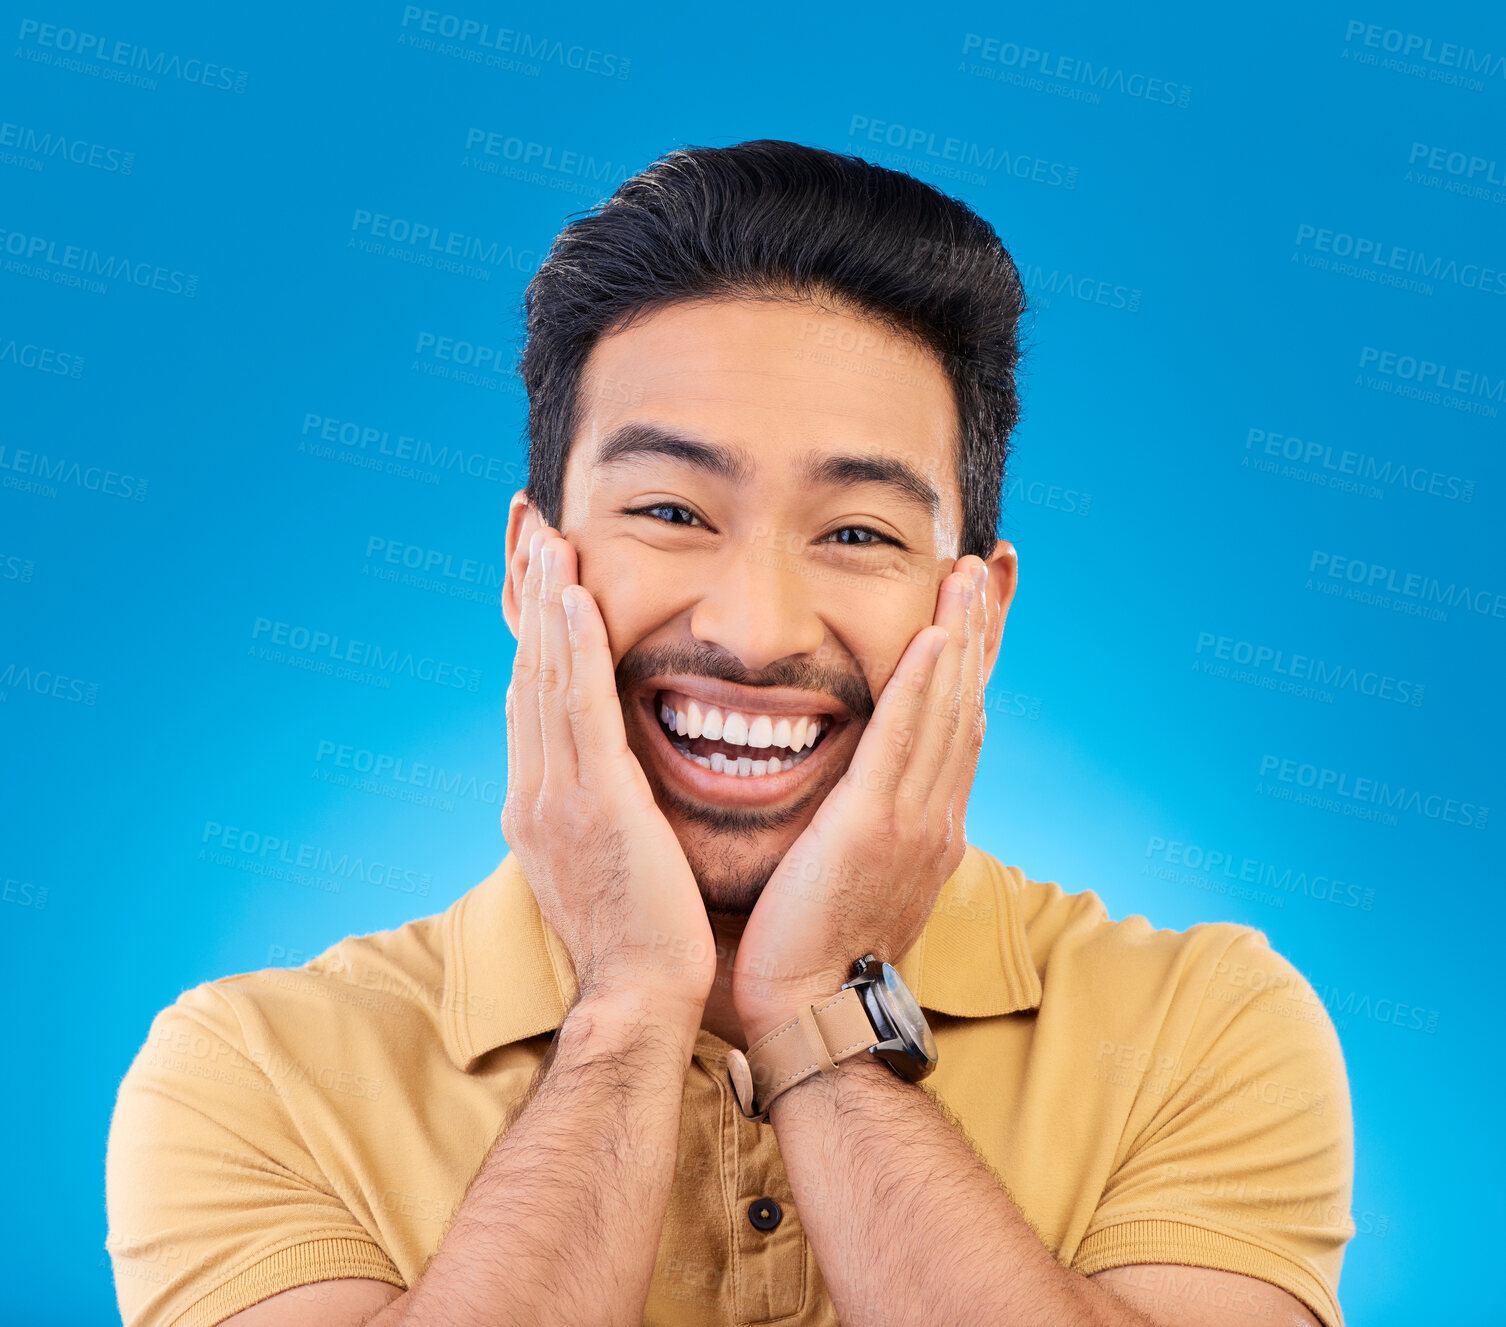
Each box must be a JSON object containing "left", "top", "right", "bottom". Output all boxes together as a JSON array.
[{"left": 732, "top": 555, "right": 992, "bottom": 1043}]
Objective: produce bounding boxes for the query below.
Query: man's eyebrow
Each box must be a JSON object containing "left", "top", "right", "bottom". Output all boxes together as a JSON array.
[
  {"left": 592, "top": 422, "right": 752, "bottom": 484},
  {"left": 799, "top": 451, "right": 940, "bottom": 518},
  {"left": 593, "top": 423, "right": 940, "bottom": 519}
]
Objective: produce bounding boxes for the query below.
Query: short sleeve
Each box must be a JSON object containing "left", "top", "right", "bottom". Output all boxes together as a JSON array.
[
  {"left": 106, "top": 985, "right": 405, "bottom": 1327},
  {"left": 1071, "top": 930, "right": 1355, "bottom": 1327}
]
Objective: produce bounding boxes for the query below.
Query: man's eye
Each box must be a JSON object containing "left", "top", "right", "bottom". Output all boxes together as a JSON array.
[
  {"left": 629, "top": 503, "right": 704, "bottom": 527},
  {"left": 626, "top": 508, "right": 897, "bottom": 547},
  {"left": 821, "top": 526, "right": 897, "bottom": 547}
]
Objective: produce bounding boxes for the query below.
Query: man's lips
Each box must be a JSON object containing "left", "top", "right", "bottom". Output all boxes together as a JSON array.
[
  {"left": 636, "top": 673, "right": 854, "bottom": 723},
  {"left": 634, "top": 679, "right": 853, "bottom": 806}
]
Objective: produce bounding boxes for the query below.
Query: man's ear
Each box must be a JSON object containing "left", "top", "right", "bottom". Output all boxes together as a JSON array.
[
  {"left": 979, "top": 539, "right": 1018, "bottom": 683},
  {"left": 501, "top": 489, "right": 546, "bottom": 638}
]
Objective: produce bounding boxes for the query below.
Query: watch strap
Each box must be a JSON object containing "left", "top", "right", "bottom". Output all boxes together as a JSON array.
[{"left": 725, "top": 985, "right": 877, "bottom": 1122}]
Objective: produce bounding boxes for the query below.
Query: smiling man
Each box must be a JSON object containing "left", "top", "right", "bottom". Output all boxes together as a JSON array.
[{"left": 107, "top": 141, "right": 1354, "bottom": 1327}]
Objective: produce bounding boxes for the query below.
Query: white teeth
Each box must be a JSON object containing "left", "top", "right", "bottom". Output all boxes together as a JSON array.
[
  {"left": 676, "top": 742, "right": 812, "bottom": 776},
  {"left": 658, "top": 693, "right": 828, "bottom": 764}
]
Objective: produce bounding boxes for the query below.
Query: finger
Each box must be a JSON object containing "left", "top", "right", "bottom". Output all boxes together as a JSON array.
[
  {"left": 559, "top": 580, "right": 640, "bottom": 775},
  {"left": 941, "top": 562, "right": 991, "bottom": 815},
  {"left": 508, "top": 529, "right": 548, "bottom": 792},
  {"left": 844, "top": 620, "right": 949, "bottom": 803},
  {"left": 895, "top": 565, "right": 974, "bottom": 804},
  {"left": 517, "top": 527, "right": 546, "bottom": 689},
  {"left": 535, "top": 533, "right": 579, "bottom": 789}
]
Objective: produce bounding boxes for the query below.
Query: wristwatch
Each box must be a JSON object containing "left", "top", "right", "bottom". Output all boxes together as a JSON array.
[{"left": 726, "top": 954, "right": 939, "bottom": 1123}]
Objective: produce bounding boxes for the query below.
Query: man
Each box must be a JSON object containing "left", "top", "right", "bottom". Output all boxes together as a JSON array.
[{"left": 107, "top": 140, "right": 1354, "bottom": 1327}]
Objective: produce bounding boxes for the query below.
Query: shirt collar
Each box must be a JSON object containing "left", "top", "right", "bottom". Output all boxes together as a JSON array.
[{"left": 440, "top": 844, "right": 1043, "bottom": 1072}]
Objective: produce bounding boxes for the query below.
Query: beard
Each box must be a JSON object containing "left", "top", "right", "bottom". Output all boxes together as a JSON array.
[
  {"left": 648, "top": 765, "right": 829, "bottom": 917},
  {"left": 681, "top": 831, "right": 785, "bottom": 919},
  {"left": 612, "top": 637, "right": 871, "bottom": 918}
]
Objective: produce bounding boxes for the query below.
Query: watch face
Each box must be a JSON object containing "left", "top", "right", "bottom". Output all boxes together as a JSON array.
[{"left": 880, "top": 963, "right": 938, "bottom": 1065}]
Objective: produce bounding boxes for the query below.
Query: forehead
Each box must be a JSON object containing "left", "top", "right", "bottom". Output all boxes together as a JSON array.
[{"left": 566, "top": 297, "right": 961, "bottom": 507}]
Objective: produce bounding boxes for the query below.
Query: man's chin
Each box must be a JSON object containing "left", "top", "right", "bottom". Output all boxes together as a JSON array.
[
  {"left": 635, "top": 730, "right": 836, "bottom": 915},
  {"left": 673, "top": 827, "right": 789, "bottom": 919},
  {"left": 656, "top": 778, "right": 817, "bottom": 835}
]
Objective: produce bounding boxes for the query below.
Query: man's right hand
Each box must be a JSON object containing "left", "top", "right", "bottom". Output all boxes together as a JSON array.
[{"left": 501, "top": 525, "right": 717, "bottom": 1013}]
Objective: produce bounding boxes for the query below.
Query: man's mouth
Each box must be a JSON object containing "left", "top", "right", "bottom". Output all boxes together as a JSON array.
[
  {"left": 654, "top": 688, "right": 834, "bottom": 777},
  {"left": 636, "top": 679, "right": 850, "bottom": 807}
]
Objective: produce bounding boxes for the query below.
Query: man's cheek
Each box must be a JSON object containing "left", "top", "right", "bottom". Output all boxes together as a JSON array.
[
  {"left": 582, "top": 568, "right": 656, "bottom": 668},
  {"left": 849, "top": 638, "right": 918, "bottom": 711},
  {"left": 846, "top": 573, "right": 946, "bottom": 698}
]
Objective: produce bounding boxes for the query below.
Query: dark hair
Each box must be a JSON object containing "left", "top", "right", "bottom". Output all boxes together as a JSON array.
[{"left": 520, "top": 139, "right": 1028, "bottom": 560}]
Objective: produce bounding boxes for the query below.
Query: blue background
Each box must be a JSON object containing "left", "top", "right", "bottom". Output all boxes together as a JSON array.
[{"left": 3, "top": 2, "right": 1501, "bottom": 1322}]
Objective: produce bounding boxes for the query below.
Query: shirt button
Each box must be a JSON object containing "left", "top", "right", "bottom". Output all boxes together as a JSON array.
[{"left": 747, "top": 1197, "right": 783, "bottom": 1232}]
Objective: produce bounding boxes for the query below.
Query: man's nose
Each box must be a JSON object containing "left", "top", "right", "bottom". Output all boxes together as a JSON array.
[{"left": 688, "top": 540, "right": 826, "bottom": 672}]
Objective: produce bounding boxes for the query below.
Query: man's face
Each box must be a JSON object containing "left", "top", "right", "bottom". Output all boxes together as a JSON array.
[{"left": 506, "top": 296, "right": 1010, "bottom": 917}]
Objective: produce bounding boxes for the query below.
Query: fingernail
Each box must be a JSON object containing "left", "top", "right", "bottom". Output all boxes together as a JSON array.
[
  {"left": 541, "top": 542, "right": 556, "bottom": 575},
  {"left": 930, "top": 631, "right": 947, "bottom": 659},
  {"left": 561, "top": 585, "right": 583, "bottom": 623},
  {"left": 528, "top": 530, "right": 544, "bottom": 563},
  {"left": 971, "top": 564, "right": 987, "bottom": 589}
]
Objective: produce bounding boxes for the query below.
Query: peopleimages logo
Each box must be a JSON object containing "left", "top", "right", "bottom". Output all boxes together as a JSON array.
[
  {"left": 14, "top": 19, "right": 250, "bottom": 91},
  {"left": 1342, "top": 20, "right": 1506, "bottom": 82},
  {"left": 0, "top": 225, "right": 198, "bottom": 297},
  {"left": 1407, "top": 143, "right": 1506, "bottom": 187},
  {"left": 0, "top": 445, "right": 148, "bottom": 500},
  {"left": 958, "top": 33, "right": 1191, "bottom": 106},
  {"left": 1307, "top": 551, "right": 1505, "bottom": 619},
  {"left": 398, "top": 8, "right": 631, "bottom": 79},
  {"left": 249, "top": 617, "right": 482, "bottom": 692},
  {"left": 200, "top": 821, "right": 432, "bottom": 897},
  {"left": 314, "top": 739, "right": 503, "bottom": 807},
  {"left": 1358, "top": 347, "right": 1503, "bottom": 404},
  {"left": 349, "top": 209, "right": 541, "bottom": 278},
  {"left": 1194, "top": 631, "right": 1424, "bottom": 706},
  {"left": 301, "top": 413, "right": 518, "bottom": 486},
  {"left": 1245, "top": 427, "right": 1475, "bottom": 501},
  {"left": 1020, "top": 262, "right": 1140, "bottom": 312},
  {"left": 1293, "top": 224, "right": 1506, "bottom": 295},
  {"left": 1144, "top": 837, "right": 1376, "bottom": 912},
  {"left": 1257, "top": 755, "right": 1488, "bottom": 829},
  {"left": 364, "top": 537, "right": 506, "bottom": 593},
  {"left": 462, "top": 129, "right": 633, "bottom": 187},
  {"left": 846, "top": 116, "right": 1079, "bottom": 190},
  {"left": 0, "top": 121, "right": 135, "bottom": 174},
  {"left": 0, "top": 336, "right": 84, "bottom": 378}
]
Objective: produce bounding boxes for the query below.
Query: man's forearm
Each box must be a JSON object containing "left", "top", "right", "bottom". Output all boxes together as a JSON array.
[
  {"left": 371, "top": 989, "right": 701, "bottom": 1327},
  {"left": 768, "top": 1054, "right": 1153, "bottom": 1327}
]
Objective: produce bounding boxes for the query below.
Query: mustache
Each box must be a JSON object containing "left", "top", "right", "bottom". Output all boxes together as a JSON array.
[{"left": 614, "top": 640, "right": 875, "bottom": 721}]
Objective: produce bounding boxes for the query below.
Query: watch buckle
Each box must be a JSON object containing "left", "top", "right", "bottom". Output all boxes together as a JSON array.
[{"left": 726, "top": 1049, "right": 767, "bottom": 1122}]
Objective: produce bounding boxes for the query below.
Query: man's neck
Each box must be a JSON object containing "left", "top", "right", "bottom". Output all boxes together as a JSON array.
[{"left": 700, "top": 914, "right": 749, "bottom": 1051}]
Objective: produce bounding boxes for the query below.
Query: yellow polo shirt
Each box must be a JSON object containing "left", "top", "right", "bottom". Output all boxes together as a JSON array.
[{"left": 106, "top": 845, "right": 1354, "bottom": 1327}]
